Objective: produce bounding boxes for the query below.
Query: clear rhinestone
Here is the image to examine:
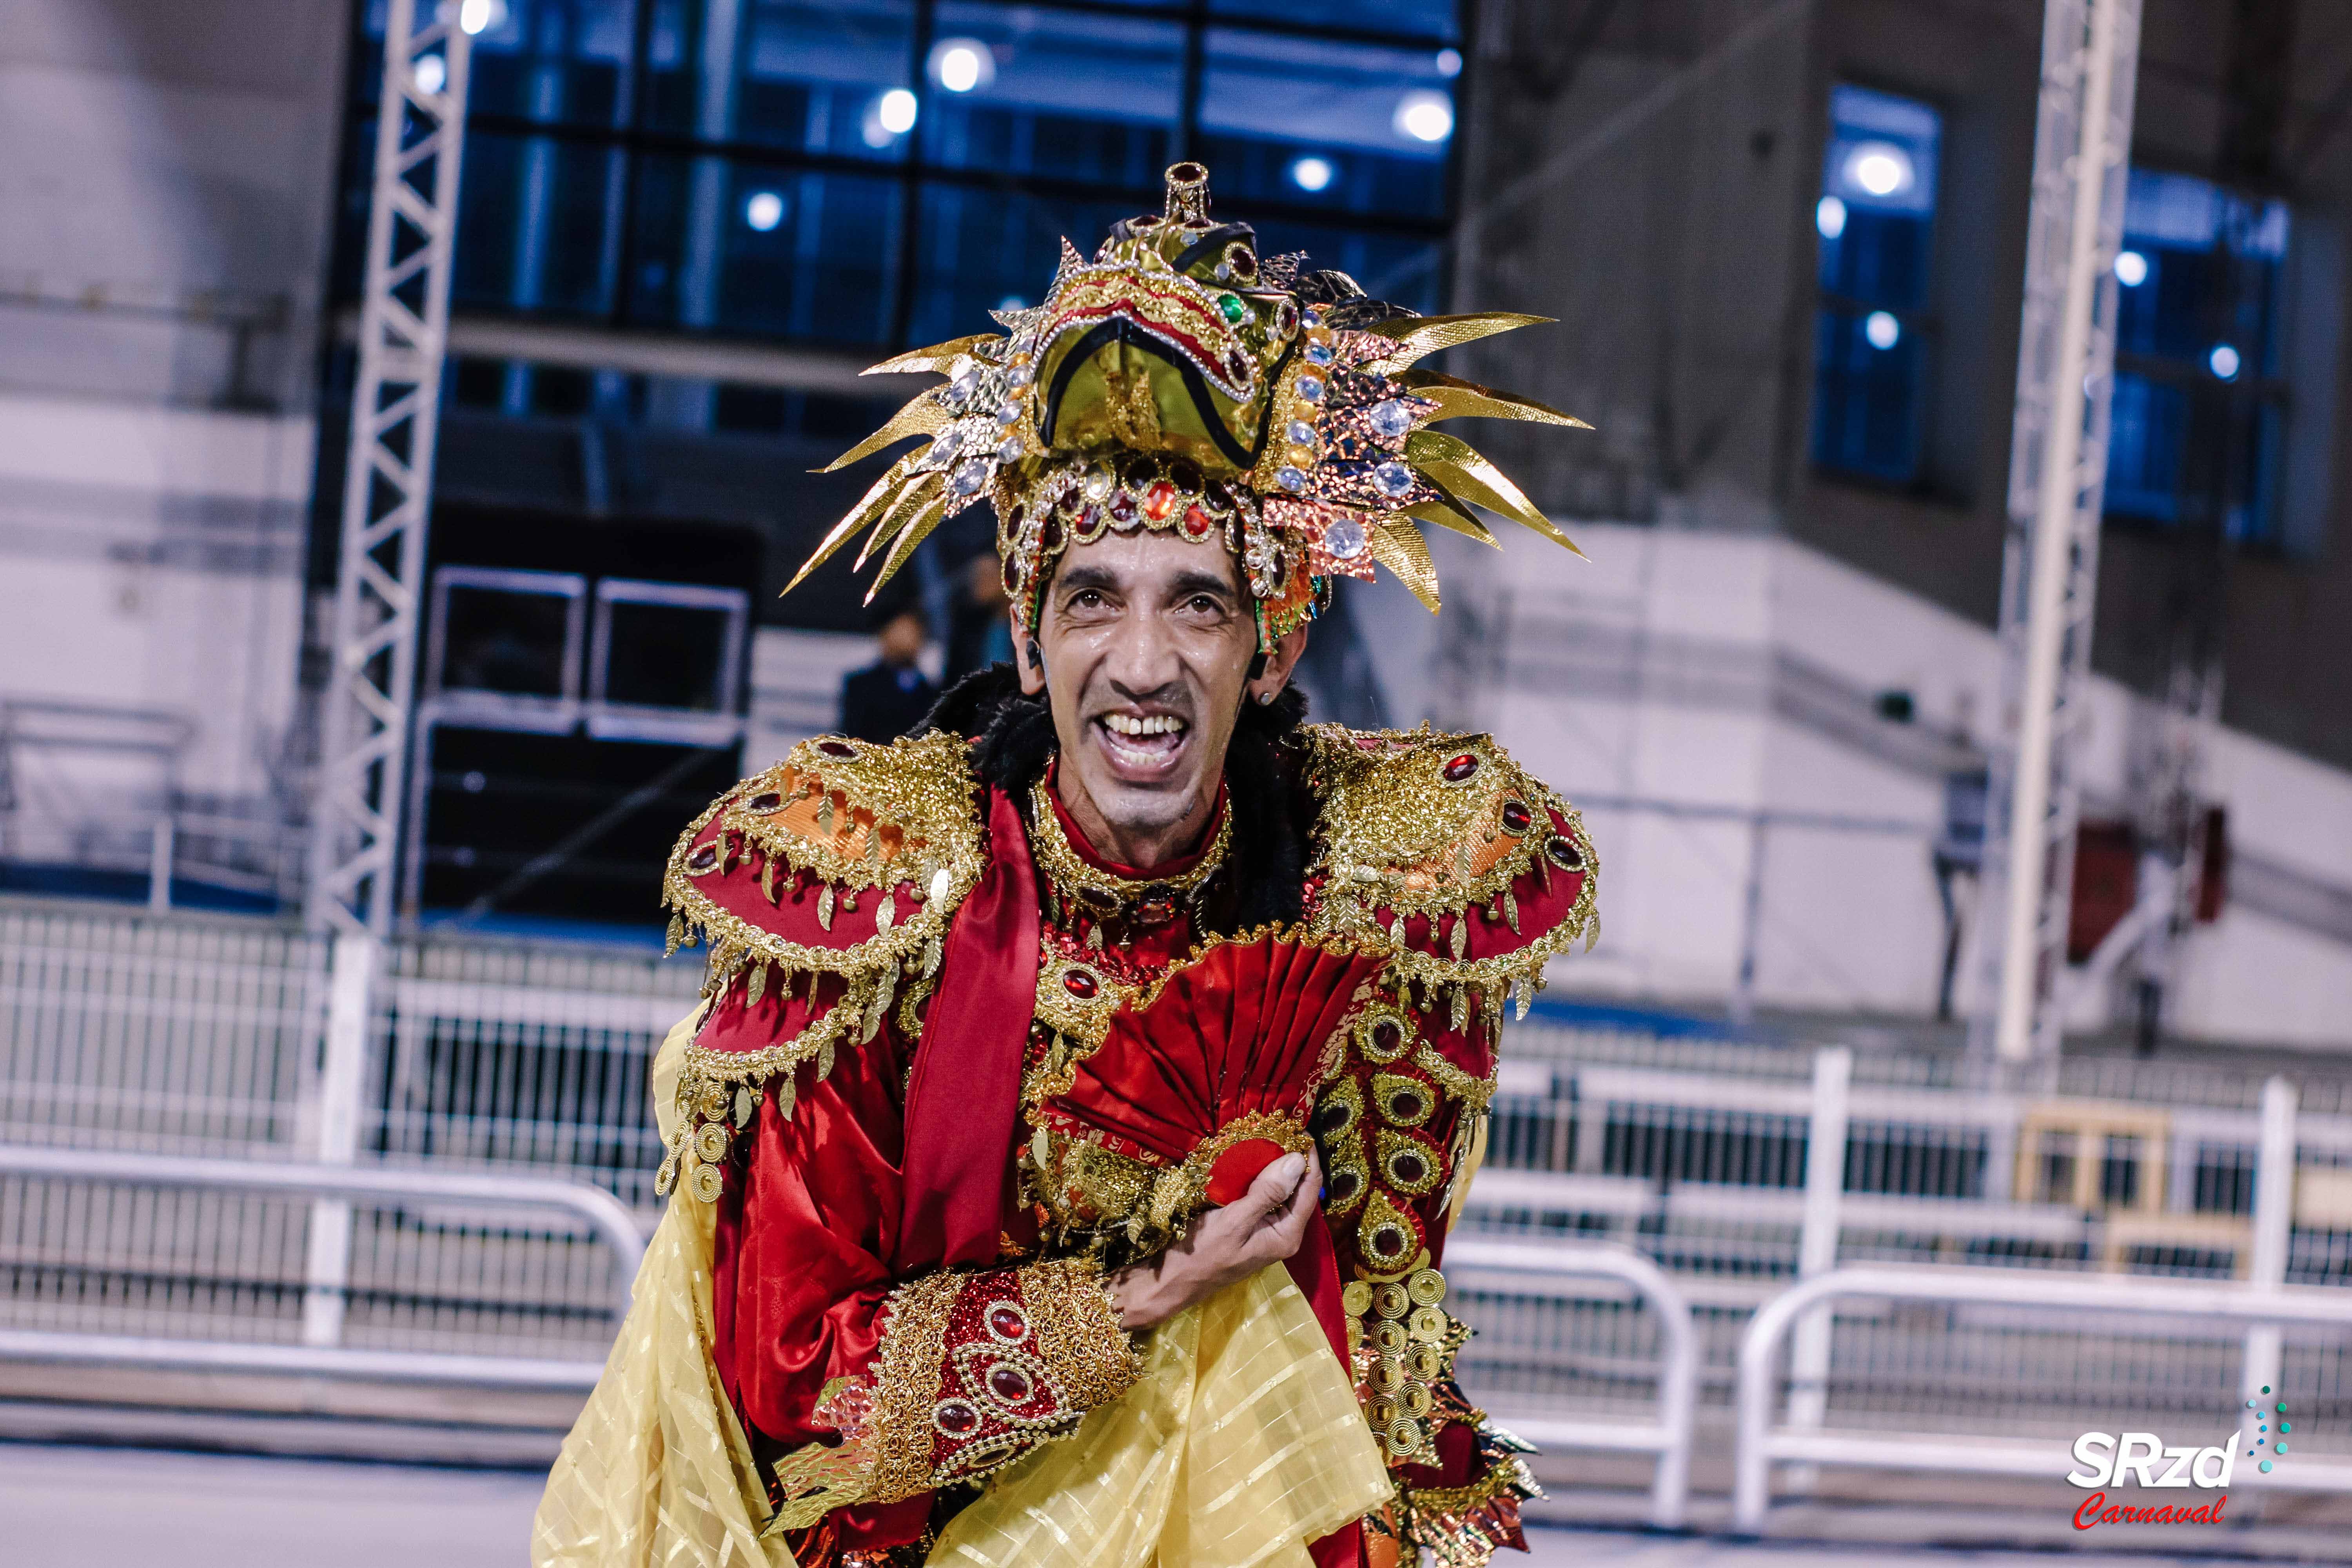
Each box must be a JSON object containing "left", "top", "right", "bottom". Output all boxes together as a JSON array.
[
  {"left": 1305, "top": 341, "right": 1335, "bottom": 365},
  {"left": 1368, "top": 399, "right": 1415, "bottom": 441},
  {"left": 1007, "top": 359, "right": 1034, "bottom": 387},
  {"left": 1081, "top": 465, "right": 1113, "bottom": 501},
  {"left": 944, "top": 369, "right": 979, "bottom": 410},
  {"left": 925, "top": 427, "right": 964, "bottom": 465},
  {"left": 1326, "top": 518, "right": 1367, "bottom": 559},
  {"left": 1276, "top": 466, "right": 1307, "bottom": 493},
  {"left": 1286, "top": 420, "right": 1317, "bottom": 448},
  {"left": 949, "top": 457, "right": 991, "bottom": 497},
  {"left": 1298, "top": 376, "right": 1325, "bottom": 403},
  {"left": 1372, "top": 461, "right": 1413, "bottom": 497},
  {"left": 995, "top": 436, "right": 1022, "bottom": 464},
  {"left": 1302, "top": 309, "right": 1323, "bottom": 328},
  {"left": 995, "top": 400, "right": 1021, "bottom": 425}
]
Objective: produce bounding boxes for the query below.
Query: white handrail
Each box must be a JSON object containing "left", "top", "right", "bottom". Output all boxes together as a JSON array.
[
  {"left": 1733, "top": 1264, "right": 2352, "bottom": 1532},
  {"left": 1442, "top": 1236, "right": 1699, "bottom": 1528},
  {"left": 0, "top": 1141, "right": 646, "bottom": 1389}
]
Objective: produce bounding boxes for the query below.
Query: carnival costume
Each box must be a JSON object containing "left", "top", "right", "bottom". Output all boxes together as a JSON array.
[{"left": 534, "top": 163, "right": 1597, "bottom": 1568}]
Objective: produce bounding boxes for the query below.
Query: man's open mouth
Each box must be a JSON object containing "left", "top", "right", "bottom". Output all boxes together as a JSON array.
[{"left": 1094, "top": 710, "right": 1191, "bottom": 775}]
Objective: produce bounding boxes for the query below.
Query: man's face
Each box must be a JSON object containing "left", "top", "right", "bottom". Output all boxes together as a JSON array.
[{"left": 1021, "top": 531, "right": 1292, "bottom": 859}]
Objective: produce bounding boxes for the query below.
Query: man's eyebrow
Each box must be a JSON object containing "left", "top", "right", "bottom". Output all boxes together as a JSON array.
[
  {"left": 1168, "top": 570, "right": 1238, "bottom": 601},
  {"left": 1057, "top": 564, "right": 1121, "bottom": 593}
]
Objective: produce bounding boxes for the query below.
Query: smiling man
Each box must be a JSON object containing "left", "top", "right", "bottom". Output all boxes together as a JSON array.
[{"left": 537, "top": 165, "right": 1599, "bottom": 1568}]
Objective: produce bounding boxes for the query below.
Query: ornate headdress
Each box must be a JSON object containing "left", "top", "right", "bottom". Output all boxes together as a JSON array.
[{"left": 791, "top": 162, "right": 1590, "bottom": 650}]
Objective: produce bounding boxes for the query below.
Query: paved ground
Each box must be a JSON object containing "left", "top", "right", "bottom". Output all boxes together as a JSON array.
[{"left": 0, "top": 1444, "right": 2314, "bottom": 1567}]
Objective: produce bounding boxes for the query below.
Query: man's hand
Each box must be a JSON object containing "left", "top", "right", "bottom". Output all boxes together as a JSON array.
[{"left": 1105, "top": 1150, "right": 1321, "bottom": 1332}]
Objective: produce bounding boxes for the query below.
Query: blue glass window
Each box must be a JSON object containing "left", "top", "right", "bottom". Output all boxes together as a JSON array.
[
  {"left": 1811, "top": 85, "right": 1942, "bottom": 485},
  {"left": 920, "top": 6, "right": 1183, "bottom": 183},
  {"left": 1198, "top": 30, "right": 1457, "bottom": 220},
  {"left": 341, "top": 0, "right": 1461, "bottom": 381},
  {"left": 2104, "top": 169, "right": 2290, "bottom": 543},
  {"left": 646, "top": 0, "right": 917, "bottom": 162}
]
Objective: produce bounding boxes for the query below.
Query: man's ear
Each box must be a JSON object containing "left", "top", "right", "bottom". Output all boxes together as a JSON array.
[
  {"left": 1250, "top": 624, "right": 1310, "bottom": 704},
  {"left": 1017, "top": 635, "right": 1047, "bottom": 697}
]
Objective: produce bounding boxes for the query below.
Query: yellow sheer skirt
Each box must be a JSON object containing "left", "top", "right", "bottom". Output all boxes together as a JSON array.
[
  {"left": 928, "top": 1261, "right": 1392, "bottom": 1568},
  {"left": 533, "top": 1013, "right": 1392, "bottom": 1568}
]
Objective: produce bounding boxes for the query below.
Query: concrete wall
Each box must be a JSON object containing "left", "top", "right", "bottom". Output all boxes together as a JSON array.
[
  {"left": 0, "top": 0, "right": 349, "bottom": 884},
  {"left": 1353, "top": 521, "right": 2352, "bottom": 1050}
]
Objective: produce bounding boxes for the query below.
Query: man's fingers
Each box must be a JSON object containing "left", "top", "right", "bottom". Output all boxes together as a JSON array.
[
  {"left": 1241, "top": 1152, "right": 1310, "bottom": 1219},
  {"left": 1270, "top": 1149, "right": 1322, "bottom": 1244}
]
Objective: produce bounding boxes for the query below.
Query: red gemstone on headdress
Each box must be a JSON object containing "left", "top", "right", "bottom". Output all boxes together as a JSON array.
[
  {"left": 819, "top": 740, "right": 857, "bottom": 759},
  {"left": 1499, "top": 799, "right": 1533, "bottom": 834},
  {"left": 1181, "top": 503, "right": 1214, "bottom": 538},
  {"left": 1141, "top": 479, "right": 1178, "bottom": 521},
  {"left": 1108, "top": 488, "right": 1138, "bottom": 525},
  {"left": 1223, "top": 347, "right": 1252, "bottom": 384},
  {"left": 1168, "top": 458, "right": 1203, "bottom": 492},
  {"left": 1441, "top": 753, "right": 1479, "bottom": 782},
  {"left": 935, "top": 1401, "right": 980, "bottom": 1436},
  {"left": 987, "top": 1305, "right": 1028, "bottom": 1341},
  {"left": 1040, "top": 515, "right": 1065, "bottom": 552},
  {"left": 1545, "top": 836, "right": 1584, "bottom": 871},
  {"left": 1063, "top": 968, "right": 1099, "bottom": 999},
  {"left": 988, "top": 1365, "right": 1034, "bottom": 1403}
]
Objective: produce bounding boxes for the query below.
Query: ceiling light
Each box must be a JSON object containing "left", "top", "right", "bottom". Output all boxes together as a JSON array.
[
  {"left": 1290, "top": 156, "right": 1335, "bottom": 192},
  {"left": 1845, "top": 142, "right": 1913, "bottom": 199},
  {"left": 929, "top": 38, "right": 994, "bottom": 94},
  {"left": 875, "top": 87, "right": 919, "bottom": 136},
  {"left": 1395, "top": 90, "right": 1454, "bottom": 144}
]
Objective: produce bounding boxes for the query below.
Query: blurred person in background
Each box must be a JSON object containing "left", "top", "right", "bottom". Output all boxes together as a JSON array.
[
  {"left": 837, "top": 581, "right": 937, "bottom": 744},
  {"left": 927, "top": 506, "right": 1018, "bottom": 687},
  {"left": 534, "top": 165, "right": 1596, "bottom": 1568}
]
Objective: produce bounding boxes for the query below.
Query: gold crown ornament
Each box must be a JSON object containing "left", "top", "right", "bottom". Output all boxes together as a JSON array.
[{"left": 791, "top": 162, "right": 1592, "bottom": 650}]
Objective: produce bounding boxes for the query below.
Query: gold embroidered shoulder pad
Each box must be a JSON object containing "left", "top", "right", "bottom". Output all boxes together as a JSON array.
[
  {"left": 653, "top": 730, "right": 986, "bottom": 1200},
  {"left": 1303, "top": 724, "right": 1597, "bottom": 1024}
]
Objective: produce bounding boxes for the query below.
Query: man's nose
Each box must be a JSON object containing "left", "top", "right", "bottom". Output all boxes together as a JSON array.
[{"left": 1102, "top": 609, "right": 1184, "bottom": 692}]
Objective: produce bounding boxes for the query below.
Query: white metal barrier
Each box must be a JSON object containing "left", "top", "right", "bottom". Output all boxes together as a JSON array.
[
  {"left": 0, "top": 1142, "right": 643, "bottom": 1389},
  {"left": 1733, "top": 1264, "right": 2352, "bottom": 1532},
  {"left": 1442, "top": 1236, "right": 1699, "bottom": 1528}
]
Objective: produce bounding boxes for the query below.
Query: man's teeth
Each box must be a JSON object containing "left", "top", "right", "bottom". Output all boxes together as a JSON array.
[{"left": 1103, "top": 713, "right": 1186, "bottom": 737}]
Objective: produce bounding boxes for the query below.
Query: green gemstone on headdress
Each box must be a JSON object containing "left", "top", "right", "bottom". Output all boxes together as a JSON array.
[{"left": 1218, "top": 293, "right": 1247, "bottom": 325}]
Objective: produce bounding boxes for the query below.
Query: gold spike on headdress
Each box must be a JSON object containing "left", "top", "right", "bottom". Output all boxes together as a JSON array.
[{"left": 790, "top": 163, "right": 1591, "bottom": 639}]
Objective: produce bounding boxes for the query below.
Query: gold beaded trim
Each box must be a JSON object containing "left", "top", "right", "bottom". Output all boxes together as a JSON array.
[{"left": 1026, "top": 778, "right": 1231, "bottom": 931}]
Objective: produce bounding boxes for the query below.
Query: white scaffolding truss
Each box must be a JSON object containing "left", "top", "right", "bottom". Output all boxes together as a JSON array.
[
  {"left": 306, "top": 0, "right": 475, "bottom": 937},
  {"left": 1967, "top": 0, "right": 2144, "bottom": 1072}
]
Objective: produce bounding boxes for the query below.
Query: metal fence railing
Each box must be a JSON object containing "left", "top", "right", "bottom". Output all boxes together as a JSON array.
[
  {"left": 1733, "top": 1267, "right": 2352, "bottom": 1530},
  {"left": 7, "top": 893, "right": 2352, "bottom": 1505},
  {"left": 0, "top": 1143, "right": 640, "bottom": 1383}
]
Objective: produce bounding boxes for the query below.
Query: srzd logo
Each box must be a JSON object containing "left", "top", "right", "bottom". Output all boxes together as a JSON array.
[
  {"left": 2064, "top": 1388, "right": 2292, "bottom": 1531},
  {"left": 2065, "top": 1433, "right": 2234, "bottom": 1528}
]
